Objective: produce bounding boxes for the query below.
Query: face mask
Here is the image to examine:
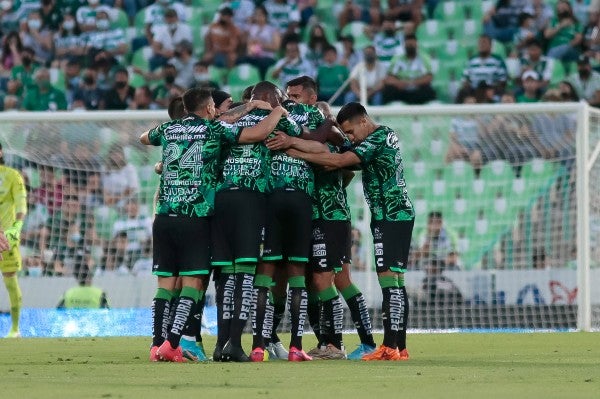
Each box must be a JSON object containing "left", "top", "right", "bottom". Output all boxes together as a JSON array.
[
  {"left": 173, "top": 50, "right": 182, "bottom": 58},
  {"left": 63, "top": 20, "right": 75, "bottom": 31},
  {"left": 41, "top": 0, "right": 52, "bottom": 6},
  {"left": 22, "top": 56, "right": 32, "bottom": 67},
  {"left": 384, "top": 29, "right": 395, "bottom": 37},
  {"left": 168, "top": 23, "right": 177, "bottom": 31},
  {"left": 70, "top": 233, "right": 82, "bottom": 243},
  {"left": 83, "top": 75, "right": 94, "bottom": 85},
  {"left": 558, "top": 11, "right": 570, "bottom": 19},
  {"left": 194, "top": 73, "right": 210, "bottom": 81},
  {"left": 28, "top": 266, "right": 43, "bottom": 277},
  {"left": 115, "top": 81, "right": 127, "bottom": 89},
  {"left": 88, "top": 0, "right": 99, "bottom": 5},
  {"left": 96, "top": 19, "right": 110, "bottom": 30},
  {"left": 165, "top": 75, "right": 175, "bottom": 84},
  {"left": 28, "top": 19, "right": 42, "bottom": 30},
  {"left": 579, "top": 68, "right": 591, "bottom": 79},
  {"left": 405, "top": 47, "right": 417, "bottom": 57},
  {"left": 364, "top": 54, "right": 377, "bottom": 63},
  {"left": 1, "top": 0, "right": 12, "bottom": 11}
]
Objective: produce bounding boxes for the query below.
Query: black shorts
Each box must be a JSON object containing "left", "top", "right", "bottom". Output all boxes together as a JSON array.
[
  {"left": 212, "top": 190, "right": 266, "bottom": 266},
  {"left": 309, "top": 220, "right": 351, "bottom": 273},
  {"left": 152, "top": 215, "right": 211, "bottom": 277},
  {"left": 371, "top": 219, "right": 414, "bottom": 273},
  {"left": 262, "top": 190, "right": 312, "bottom": 263}
]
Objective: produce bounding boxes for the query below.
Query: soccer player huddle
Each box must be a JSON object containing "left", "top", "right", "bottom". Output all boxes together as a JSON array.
[{"left": 141, "top": 76, "right": 414, "bottom": 363}]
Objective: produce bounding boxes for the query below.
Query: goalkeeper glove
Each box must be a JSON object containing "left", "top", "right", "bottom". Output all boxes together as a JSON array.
[{"left": 4, "top": 220, "right": 23, "bottom": 249}]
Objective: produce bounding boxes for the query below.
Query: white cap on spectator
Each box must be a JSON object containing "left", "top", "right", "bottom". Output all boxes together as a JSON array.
[{"left": 522, "top": 70, "right": 540, "bottom": 81}]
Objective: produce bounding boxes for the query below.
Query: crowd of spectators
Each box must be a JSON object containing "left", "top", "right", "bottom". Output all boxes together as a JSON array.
[{"left": 0, "top": 1, "right": 598, "bottom": 111}]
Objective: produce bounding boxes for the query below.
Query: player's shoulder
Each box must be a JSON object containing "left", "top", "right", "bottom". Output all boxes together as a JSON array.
[{"left": 0, "top": 165, "right": 24, "bottom": 182}]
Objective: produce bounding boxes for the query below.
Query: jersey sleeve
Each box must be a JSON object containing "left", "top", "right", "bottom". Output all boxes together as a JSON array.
[
  {"left": 307, "top": 107, "right": 325, "bottom": 130},
  {"left": 11, "top": 170, "right": 27, "bottom": 216},
  {"left": 147, "top": 121, "right": 170, "bottom": 146},
  {"left": 218, "top": 120, "right": 242, "bottom": 144},
  {"left": 351, "top": 130, "right": 385, "bottom": 163},
  {"left": 276, "top": 116, "right": 303, "bottom": 137}
]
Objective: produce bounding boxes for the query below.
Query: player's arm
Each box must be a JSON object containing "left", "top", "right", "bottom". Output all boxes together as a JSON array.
[
  {"left": 218, "top": 100, "right": 272, "bottom": 124},
  {"left": 3, "top": 173, "right": 27, "bottom": 250},
  {"left": 286, "top": 148, "right": 361, "bottom": 170},
  {"left": 238, "top": 106, "right": 289, "bottom": 144},
  {"left": 140, "top": 130, "right": 151, "bottom": 145},
  {"left": 266, "top": 131, "right": 329, "bottom": 153}
]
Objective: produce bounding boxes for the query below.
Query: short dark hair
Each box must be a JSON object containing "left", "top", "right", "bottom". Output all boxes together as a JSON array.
[
  {"left": 168, "top": 96, "right": 185, "bottom": 119},
  {"left": 286, "top": 75, "right": 317, "bottom": 94},
  {"left": 323, "top": 45, "right": 337, "bottom": 54},
  {"left": 242, "top": 85, "right": 255, "bottom": 102},
  {"left": 336, "top": 102, "right": 367, "bottom": 125},
  {"left": 428, "top": 211, "right": 443, "bottom": 219},
  {"left": 404, "top": 34, "right": 417, "bottom": 41},
  {"left": 182, "top": 87, "right": 213, "bottom": 113}
]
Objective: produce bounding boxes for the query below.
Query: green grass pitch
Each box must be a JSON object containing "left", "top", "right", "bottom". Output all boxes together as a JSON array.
[{"left": 1, "top": 333, "right": 598, "bottom": 399}]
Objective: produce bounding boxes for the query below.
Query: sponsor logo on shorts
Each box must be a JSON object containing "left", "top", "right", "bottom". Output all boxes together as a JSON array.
[
  {"left": 152, "top": 264, "right": 159, "bottom": 271},
  {"left": 374, "top": 242, "right": 383, "bottom": 256},
  {"left": 373, "top": 227, "right": 382, "bottom": 240},
  {"left": 312, "top": 243, "right": 326, "bottom": 257},
  {"left": 312, "top": 227, "right": 324, "bottom": 241}
]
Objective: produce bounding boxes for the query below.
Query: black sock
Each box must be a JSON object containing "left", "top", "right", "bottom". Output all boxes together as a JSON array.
[
  {"left": 331, "top": 296, "right": 344, "bottom": 350},
  {"left": 229, "top": 270, "right": 254, "bottom": 347},
  {"left": 252, "top": 274, "right": 272, "bottom": 350},
  {"left": 196, "top": 295, "right": 205, "bottom": 343},
  {"left": 151, "top": 288, "right": 172, "bottom": 347},
  {"left": 216, "top": 270, "right": 235, "bottom": 348},
  {"left": 166, "top": 289, "right": 180, "bottom": 332},
  {"left": 346, "top": 293, "right": 376, "bottom": 347},
  {"left": 288, "top": 276, "right": 307, "bottom": 350},
  {"left": 167, "top": 287, "right": 199, "bottom": 348},
  {"left": 182, "top": 296, "right": 203, "bottom": 340},
  {"left": 319, "top": 286, "right": 344, "bottom": 350},
  {"left": 270, "top": 295, "right": 286, "bottom": 344},
  {"left": 381, "top": 286, "right": 401, "bottom": 348},
  {"left": 307, "top": 292, "right": 322, "bottom": 344},
  {"left": 397, "top": 286, "right": 408, "bottom": 350}
]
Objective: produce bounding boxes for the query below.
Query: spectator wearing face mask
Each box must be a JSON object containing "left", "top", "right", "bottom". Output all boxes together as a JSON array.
[
  {"left": 567, "top": 55, "right": 600, "bottom": 106},
  {"left": 373, "top": 16, "right": 405, "bottom": 70},
  {"left": 21, "top": 10, "right": 54, "bottom": 66},
  {"left": 149, "top": 8, "right": 192, "bottom": 71},
  {"left": 152, "top": 63, "right": 186, "bottom": 108},
  {"left": 76, "top": 0, "right": 116, "bottom": 32},
  {"left": 22, "top": 67, "right": 67, "bottom": 111},
  {"left": 85, "top": 11, "right": 129, "bottom": 64},
  {"left": 345, "top": 46, "right": 387, "bottom": 105},
  {"left": 101, "top": 67, "right": 135, "bottom": 110},
  {"left": 54, "top": 14, "right": 87, "bottom": 67},
  {"left": 190, "top": 60, "right": 220, "bottom": 90},
  {"left": 72, "top": 67, "right": 105, "bottom": 110}
]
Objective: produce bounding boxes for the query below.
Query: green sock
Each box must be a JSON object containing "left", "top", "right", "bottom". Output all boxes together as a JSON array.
[
  {"left": 340, "top": 284, "right": 361, "bottom": 301},
  {"left": 180, "top": 286, "right": 200, "bottom": 303},
  {"left": 397, "top": 275, "right": 405, "bottom": 287},
  {"left": 3, "top": 275, "right": 22, "bottom": 332},
  {"left": 254, "top": 274, "right": 273, "bottom": 288},
  {"left": 222, "top": 265, "right": 236, "bottom": 274},
  {"left": 155, "top": 287, "right": 174, "bottom": 301},
  {"left": 235, "top": 264, "right": 256, "bottom": 275},
  {"left": 318, "top": 285, "right": 338, "bottom": 302},
  {"left": 288, "top": 275, "right": 305, "bottom": 288},
  {"left": 378, "top": 275, "right": 399, "bottom": 289}
]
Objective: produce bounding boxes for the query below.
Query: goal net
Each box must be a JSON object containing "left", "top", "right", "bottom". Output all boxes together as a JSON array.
[{"left": 0, "top": 103, "right": 597, "bottom": 336}]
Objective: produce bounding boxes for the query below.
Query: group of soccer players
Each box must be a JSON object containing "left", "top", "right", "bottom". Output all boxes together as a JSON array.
[{"left": 141, "top": 75, "right": 414, "bottom": 363}]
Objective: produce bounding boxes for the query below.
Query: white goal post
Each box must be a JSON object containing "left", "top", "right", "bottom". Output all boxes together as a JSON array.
[{"left": 0, "top": 102, "right": 597, "bottom": 333}]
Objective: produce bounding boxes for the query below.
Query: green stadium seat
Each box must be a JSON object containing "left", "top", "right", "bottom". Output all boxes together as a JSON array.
[
  {"left": 131, "top": 46, "right": 151, "bottom": 72},
  {"left": 444, "top": 160, "right": 475, "bottom": 191},
  {"left": 416, "top": 19, "right": 447, "bottom": 48},
  {"left": 112, "top": 9, "right": 130, "bottom": 29},
  {"left": 227, "top": 63, "right": 262, "bottom": 101},
  {"left": 49, "top": 68, "right": 66, "bottom": 92},
  {"left": 480, "top": 160, "right": 515, "bottom": 193},
  {"left": 209, "top": 66, "right": 228, "bottom": 86},
  {"left": 134, "top": 8, "right": 146, "bottom": 37},
  {"left": 433, "top": 1, "right": 465, "bottom": 21},
  {"left": 340, "top": 21, "right": 372, "bottom": 49},
  {"left": 129, "top": 72, "right": 146, "bottom": 88}
]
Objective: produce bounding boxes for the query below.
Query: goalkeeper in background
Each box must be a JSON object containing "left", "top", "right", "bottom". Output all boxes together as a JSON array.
[{"left": 0, "top": 141, "right": 27, "bottom": 338}]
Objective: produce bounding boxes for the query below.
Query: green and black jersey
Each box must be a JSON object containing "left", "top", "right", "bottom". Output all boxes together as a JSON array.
[
  {"left": 268, "top": 103, "right": 325, "bottom": 195},
  {"left": 218, "top": 109, "right": 301, "bottom": 193},
  {"left": 148, "top": 115, "right": 227, "bottom": 217},
  {"left": 351, "top": 125, "right": 414, "bottom": 222},
  {"left": 312, "top": 141, "right": 352, "bottom": 221}
]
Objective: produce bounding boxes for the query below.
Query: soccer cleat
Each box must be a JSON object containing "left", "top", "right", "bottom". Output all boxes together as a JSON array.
[
  {"left": 310, "top": 344, "right": 347, "bottom": 360},
  {"left": 347, "top": 343, "right": 377, "bottom": 360},
  {"left": 306, "top": 345, "right": 327, "bottom": 357},
  {"left": 149, "top": 346, "right": 161, "bottom": 362},
  {"left": 180, "top": 338, "right": 208, "bottom": 362},
  {"left": 157, "top": 341, "right": 186, "bottom": 363},
  {"left": 361, "top": 345, "right": 399, "bottom": 361},
  {"left": 213, "top": 344, "right": 223, "bottom": 361},
  {"left": 266, "top": 341, "right": 289, "bottom": 360},
  {"left": 288, "top": 347, "right": 312, "bottom": 362},
  {"left": 222, "top": 341, "right": 250, "bottom": 362},
  {"left": 4, "top": 330, "right": 20, "bottom": 338},
  {"left": 249, "top": 347, "right": 269, "bottom": 362},
  {"left": 398, "top": 348, "right": 410, "bottom": 360}
]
